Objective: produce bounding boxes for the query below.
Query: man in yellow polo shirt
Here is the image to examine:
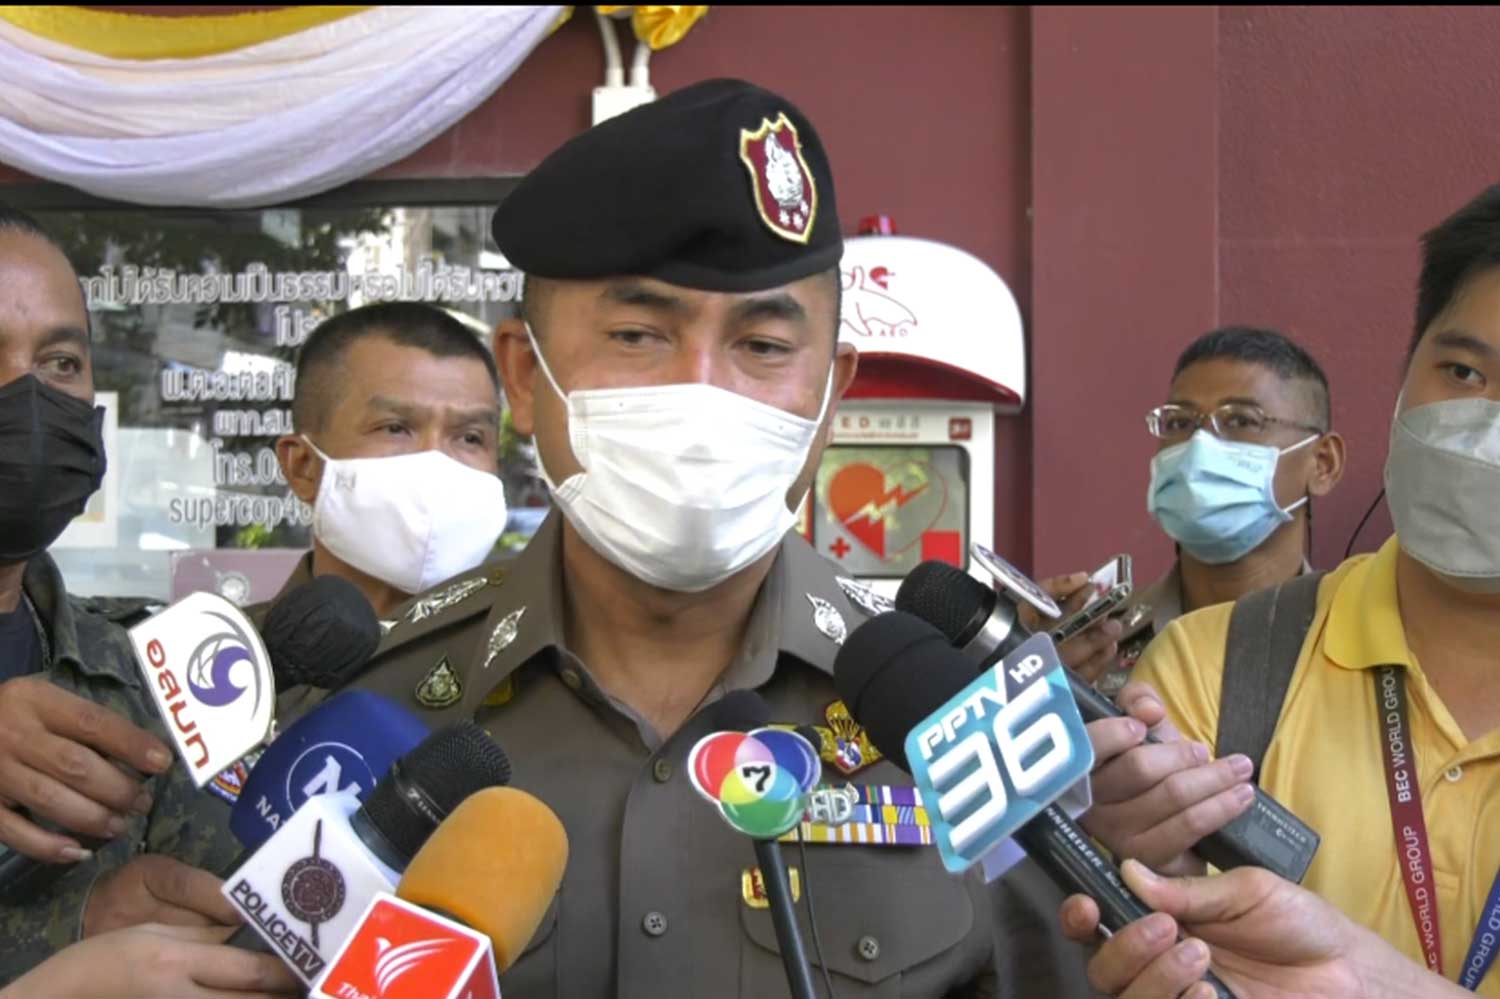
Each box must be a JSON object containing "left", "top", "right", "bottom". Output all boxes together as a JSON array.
[{"left": 1080, "top": 183, "right": 1500, "bottom": 997}]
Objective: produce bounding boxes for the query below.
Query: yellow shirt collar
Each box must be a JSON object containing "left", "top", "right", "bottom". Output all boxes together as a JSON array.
[{"left": 1325, "top": 535, "right": 1414, "bottom": 671}]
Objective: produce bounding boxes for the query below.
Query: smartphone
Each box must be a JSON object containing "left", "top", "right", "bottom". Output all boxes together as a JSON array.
[
  {"left": 971, "top": 542, "right": 1064, "bottom": 620},
  {"left": 1049, "top": 554, "right": 1133, "bottom": 644}
]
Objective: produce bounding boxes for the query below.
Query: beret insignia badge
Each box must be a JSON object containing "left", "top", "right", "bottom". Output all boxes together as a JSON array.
[{"left": 740, "top": 112, "right": 817, "bottom": 244}]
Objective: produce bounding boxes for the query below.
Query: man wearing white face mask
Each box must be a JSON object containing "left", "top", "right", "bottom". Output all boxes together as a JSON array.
[
  {"left": 323, "top": 79, "right": 1097, "bottom": 998},
  {"left": 1079, "top": 185, "right": 1500, "bottom": 997},
  {"left": 268, "top": 302, "right": 508, "bottom": 620},
  {"left": 1082, "top": 327, "right": 1347, "bottom": 695}
]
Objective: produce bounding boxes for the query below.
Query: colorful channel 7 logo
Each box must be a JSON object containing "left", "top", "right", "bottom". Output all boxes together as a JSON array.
[{"left": 904, "top": 634, "right": 1094, "bottom": 873}]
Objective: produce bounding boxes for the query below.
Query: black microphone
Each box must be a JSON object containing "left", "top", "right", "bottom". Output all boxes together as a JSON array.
[
  {"left": 260, "top": 576, "right": 383, "bottom": 691},
  {"left": 223, "top": 721, "right": 511, "bottom": 985},
  {"left": 895, "top": 561, "right": 1320, "bottom": 884},
  {"left": 834, "top": 611, "right": 1237, "bottom": 999},
  {"left": 712, "top": 691, "right": 819, "bottom": 999}
]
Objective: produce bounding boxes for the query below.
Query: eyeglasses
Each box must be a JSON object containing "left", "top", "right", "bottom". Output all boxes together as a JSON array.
[{"left": 1145, "top": 403, "right": 1325, "bottom": 444}]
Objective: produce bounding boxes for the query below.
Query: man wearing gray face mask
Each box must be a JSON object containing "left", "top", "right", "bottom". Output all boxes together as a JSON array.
[{"left": 1075, "top": 184, "right": 1500, "bottom": 997}]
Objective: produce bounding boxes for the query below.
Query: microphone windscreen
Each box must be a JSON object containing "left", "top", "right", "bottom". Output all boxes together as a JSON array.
[
  {"left": 710, "top": 689, "right": 773, "bottom": 733},
  {"left": 833, "top": 611, "right": 976, "bottom": 772},
  {"left": 894, "top": 561, "right": 994, "bottom": 645},
  {"left": 359, "top": 721, "right": 512, "bottom": 864},
  {"left": 262, "top": 576, "right": 382, "bottom": 689},
  {"left": 397, "top": 787, "right": 569, "bottom": 972}
]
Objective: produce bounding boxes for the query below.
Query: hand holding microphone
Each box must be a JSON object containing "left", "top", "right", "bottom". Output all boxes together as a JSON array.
[
  {"left": 1058, "top": 863, "right": 1452, "bottom": 999},
  {"left": 0, "top": 924, "right": 300, "bottom": 999},
  {"left": 833, "top": 609, "right": 1237, "bottom": 999},
  {"left": 894, "top": 558, "right": 1320, "bottom": 885}
]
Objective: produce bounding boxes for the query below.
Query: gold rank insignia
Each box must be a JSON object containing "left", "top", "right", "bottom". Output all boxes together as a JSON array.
[
  {"left": 813, "top": 700, "right": 883, "bottom": 776},
  {"left": 741, "top": 866, "right": 801, "bottom": 909},
  {"left": 414, "top": 656, "right": 463, "bottom": 709},
  {"left": 482, "top": 676, "right": 515, "bottom": 708}
]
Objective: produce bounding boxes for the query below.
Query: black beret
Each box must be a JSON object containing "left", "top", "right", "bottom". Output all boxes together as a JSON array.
[{"left": 492, "top": 78, "right": 842, "bottom": 293}]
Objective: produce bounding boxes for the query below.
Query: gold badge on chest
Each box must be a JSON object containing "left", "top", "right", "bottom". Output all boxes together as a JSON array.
[{"left": 808, "top": 700, "right": 883, "bottom": 776}]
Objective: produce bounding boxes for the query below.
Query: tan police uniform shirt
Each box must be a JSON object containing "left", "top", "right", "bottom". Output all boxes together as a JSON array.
[{"left": 338, "top": 513, "right": 1099, "bottom": 999}]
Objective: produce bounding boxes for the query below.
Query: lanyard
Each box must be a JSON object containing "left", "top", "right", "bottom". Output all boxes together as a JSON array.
[{"left": 1374, "top": 665, "right": 1500, "bottom": 990}]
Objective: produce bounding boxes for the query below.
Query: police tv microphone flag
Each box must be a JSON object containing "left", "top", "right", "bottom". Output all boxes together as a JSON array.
[
  {"left": 127, "top": 591, "right": 275, "bottom": 787},
  {"left": 834, "top": 609, "right": 1238, "bottom": 999},
  {"left": 687, "top": 691, "right": 822, "bottom": 999},
  {"left": 223, "top": 722, "right": 511, "bottom": 986},
  {"left": 229, "top": 690, "right": 429, "bottom": 853},
  {"left": 313, "top": 786, "right": 570, "bottom": 999},
  {"left": 896, "top": 545, "right": 1321, "bottom": 884}
]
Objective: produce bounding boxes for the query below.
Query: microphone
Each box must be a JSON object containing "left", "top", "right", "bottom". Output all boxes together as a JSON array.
[
  {"left": 695, "top": 691, "right": 820, "bottom": 999},
  {"left": 222, "top": 721, "right": 511, "bottom": 986},
  {"left": 127, "top": 591, "right": 277, "bottom": 787},
  {"left": 260, "top": 576, "right": 383, "bottom": 691},
  {"left": 895, "top": 560, "right": 1321, "bottom": 884},
  {"left": 834, "top": 611, "right": 1237, "bottom": 999},
  {"left": 313, "top": 785, "right": 569, "bottom": 999},
  {"left": 228, "top": 689, "right": 429, "bottom": 854},
  {"left": 3, "top": 588, "right": 280, "bottom": 902}
]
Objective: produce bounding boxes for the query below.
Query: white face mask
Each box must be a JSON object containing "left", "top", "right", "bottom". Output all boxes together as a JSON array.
[
  {"left": 303, "top": 437, "right": 509, "bottom": 595},
  {"left": 526, "top": 324, "right": 831, "bottom": 592}
]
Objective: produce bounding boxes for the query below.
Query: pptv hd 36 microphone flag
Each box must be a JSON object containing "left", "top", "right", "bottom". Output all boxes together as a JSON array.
[
  {"left": 897, "top": 550, "right": 1321, "bottom": 885},
  {"left": 835, "top": 610, "right": 1237, "bottom": 999},
  {"left": 128, "top": 591, "right": 275, "bottom": 787}
]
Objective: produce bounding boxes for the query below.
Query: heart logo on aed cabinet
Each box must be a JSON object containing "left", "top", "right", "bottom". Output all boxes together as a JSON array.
[{"left": 826, "top": 462, "right": 947, "bottom": 560}]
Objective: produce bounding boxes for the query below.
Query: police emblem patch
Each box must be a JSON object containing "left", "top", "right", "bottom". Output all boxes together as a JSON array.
[
  {"left": 414, "top": 656, "right": 463, "bottom": 709},
  {"left": 739, "top": 112, "right": 817, "bottom": 244}
]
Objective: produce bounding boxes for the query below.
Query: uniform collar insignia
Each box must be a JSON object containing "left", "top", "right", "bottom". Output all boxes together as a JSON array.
[
  {"left": 806, "top": 593, "right": 846, "bottom": 646},
  {"left": 835, "top": 577, "right": 893, "bottom": 618},
  {"left": 482, "top": 607, "right": 526, "bottom": 670},
  {"left": 405, "top": 576, "right": 491, "bottom": 626}
]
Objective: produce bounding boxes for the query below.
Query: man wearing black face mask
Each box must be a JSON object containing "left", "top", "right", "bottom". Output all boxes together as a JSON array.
[{"left": 0, "top": 205, "right": 246, "bottom": 986}]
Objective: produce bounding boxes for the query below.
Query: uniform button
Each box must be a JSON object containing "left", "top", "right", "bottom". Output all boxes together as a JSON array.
[
  {"left": 1445, "top": 765, "right": 1464, "bottom": 783},
  {"left": 560, "top": 669, "right": 582, "bottom": 691},
  {"left": 642, "top": 911, "right": 668, "bottom": 937},
  {"left": 652, "top": 758, "right": 672, "bottom": 783},
  {"left": 856, "top": 935, "right": 880, "bottom": 961}
]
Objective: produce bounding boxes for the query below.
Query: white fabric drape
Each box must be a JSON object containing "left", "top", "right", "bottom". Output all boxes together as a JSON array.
[{"left": 0, "top": 6, "right": 564, "bottom": 207}]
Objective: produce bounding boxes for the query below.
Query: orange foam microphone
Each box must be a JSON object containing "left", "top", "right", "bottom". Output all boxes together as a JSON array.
[
  {"left": 398, "top": 786, "right": 569, "bottom": 972},
  {"left": 311, "top": 786, "right": 568, "bottom": 999}
]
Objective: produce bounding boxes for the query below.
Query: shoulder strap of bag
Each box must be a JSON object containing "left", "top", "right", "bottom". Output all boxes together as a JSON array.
[{"left": 1217, "top": 571, "right": 1326, "bottom": 780}]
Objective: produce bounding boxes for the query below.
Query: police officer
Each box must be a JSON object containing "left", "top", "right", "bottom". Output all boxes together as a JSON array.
[
  {"left": 248, "top": 301, "right": 509, "bottom": 625},
  {"left": 0, "top": 204, "right": 243, "bottom": 984},
  {"left": 338, "top": 80, "right": 1094, "bottom": 997}
]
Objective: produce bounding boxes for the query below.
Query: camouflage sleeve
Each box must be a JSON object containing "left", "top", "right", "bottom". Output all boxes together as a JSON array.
[
  {"left": 0, "top": 604, "right": 242, "bottom": 985},
  {"left": 0, "top": 836, "right": 134, "bottom": 986}
]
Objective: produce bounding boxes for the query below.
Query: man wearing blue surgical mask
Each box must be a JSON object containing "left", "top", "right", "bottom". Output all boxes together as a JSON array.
[
  {"left": 1081, "top": 185, "right": 1500, "bottom": 996},
  {"left": 1089, "top": 327, "right": 1346, "bottom": 694}
]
